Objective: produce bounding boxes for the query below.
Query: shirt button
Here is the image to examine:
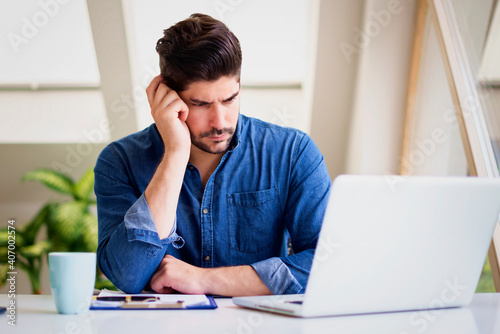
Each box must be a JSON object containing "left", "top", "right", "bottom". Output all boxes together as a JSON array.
[
  {"left": 188, "top": 166, "right": 194, "bottom": 170},
  {"left": 204, "top": 256, "right": 210, "bottom": 261},
  {"left": 202, "top": 208, "right": 208, "bottom": 214}
]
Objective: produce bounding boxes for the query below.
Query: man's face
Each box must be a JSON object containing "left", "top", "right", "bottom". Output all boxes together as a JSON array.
[{"left": 178, "top": 75, "right": 240, "bottom": 155}]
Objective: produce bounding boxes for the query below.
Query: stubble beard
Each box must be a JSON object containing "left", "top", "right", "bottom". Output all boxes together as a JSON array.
[{"left": 190, "top": 127, "right": 235, "bottom": 155}]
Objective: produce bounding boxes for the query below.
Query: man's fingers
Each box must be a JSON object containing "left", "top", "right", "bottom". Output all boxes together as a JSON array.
[
  {"left": 147, "top": 75, "right": 189, "bottom": 123},
  {"left": 169, "top": 99, "right": 190, "bottom": 122},
  {"left": 158, "top": 287, "right": 176, "bottom": 294},
  {"left": 153, "top": 97, "right": 189, "bottom": 123},
  {"left": 154, "top": 287, "right": 174, "bottom": 294},
  {"left": 151, "top": 83, "right": 170, "bottom": 112},
  {"left": 151, "top": 283, "right": 173, "bottom": 294},
  {"left": 149, "top": 256, "right": 176, "bottom": 293},
  {"left": 150, "top": 270, "right": 168, "bottom": 293},
  {"left": 146, "top": 75, "right": 165, "bottom": 108}
]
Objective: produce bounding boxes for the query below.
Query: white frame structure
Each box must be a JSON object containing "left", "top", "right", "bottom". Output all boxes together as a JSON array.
[{"left": 401, "top": 0, "right": 500, "bottom": 291}]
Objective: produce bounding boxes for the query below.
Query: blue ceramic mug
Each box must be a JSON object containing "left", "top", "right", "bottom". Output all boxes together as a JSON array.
[{"left": 49, "top": 252, "right": 96, "bottom": 314}]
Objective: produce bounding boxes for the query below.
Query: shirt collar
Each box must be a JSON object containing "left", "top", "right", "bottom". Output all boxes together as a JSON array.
[{"left": 227, "top": 113, "right": 243, "bottom": 152}]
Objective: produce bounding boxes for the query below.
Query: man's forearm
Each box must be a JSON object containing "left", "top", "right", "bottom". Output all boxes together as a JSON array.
[
  {"left": 150, "top": 255, "right": 272, "bottom": 296},
  {"left": 145, "top": 154, "right": 186, "bottom": 239},
  {"left": 202, "top": 265, "right": 272, "bottom": 297}
]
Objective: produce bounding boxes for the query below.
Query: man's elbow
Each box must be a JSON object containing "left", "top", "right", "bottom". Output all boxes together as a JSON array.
[
  {"left": 114, "top": 280, "right": 147, "bottom": 294},
  {"left": 97, "top": 250, "right": 149, "bottom": 294}
]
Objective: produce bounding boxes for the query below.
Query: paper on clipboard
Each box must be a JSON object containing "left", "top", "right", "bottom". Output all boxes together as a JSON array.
[{"left": 91, "top": 289, "right": 216, "bottom": 310}]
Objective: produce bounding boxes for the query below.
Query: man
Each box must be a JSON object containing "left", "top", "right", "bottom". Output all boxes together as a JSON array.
[{"left": 94, "top": 13, "right": 331, "bottom": 296}]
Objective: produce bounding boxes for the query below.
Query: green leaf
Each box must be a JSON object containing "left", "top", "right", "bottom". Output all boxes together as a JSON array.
[
  {"left": 74, "top": 168, "right": 95, "bottom": 201},
  {"left": 18, "top": 240, "right": 52, "bottom": 259},
  {"left": 0, "top": 246, "right": 7, "bottom": 262},
  {"left": 0, "top": 228, "right": 8, "bottom": 247},
  {"left": 0, "top": 228, "right": 24, "bottom": 249},
  {"left": 79, "top": 213, "right": 98, "bottom": 252},
  {"left": 18, "top": 204, "right": 51, "bottom": 245},
  {"left": 23, "top": 169, "right": 74, "bottom": 196},
  {"left": 95, "top": 278, "right": 118, "bottom": 291},
  {"left": 48, "top": 236, "right": 70, "bottom": 252},
  {"left": 49, "top": 201, "right": 87, "bottom": 244},
  {"left": 0, "top": 263, "right": 9, "bottom": 287}
]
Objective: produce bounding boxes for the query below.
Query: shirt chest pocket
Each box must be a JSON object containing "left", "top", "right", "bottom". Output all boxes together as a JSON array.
[{"left": 227, "top": 188, "right": 282, "bottom": 253}]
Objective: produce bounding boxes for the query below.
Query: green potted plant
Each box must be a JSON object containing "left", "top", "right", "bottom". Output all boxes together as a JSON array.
[{"left": 0, "top": 168, "right": 115, "bottom": 294}]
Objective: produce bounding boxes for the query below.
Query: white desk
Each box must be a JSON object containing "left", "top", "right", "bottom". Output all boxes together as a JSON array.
[{"left": 1, "top": 293, "right": 499, "bottom": 333}]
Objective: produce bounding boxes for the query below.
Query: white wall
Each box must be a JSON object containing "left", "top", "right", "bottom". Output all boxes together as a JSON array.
[
  {"left": 309, "top": 0, "right": 364, "bottom": 179},
  {"left": 345, "top": 0, "right": 417, "bottom": 175}
]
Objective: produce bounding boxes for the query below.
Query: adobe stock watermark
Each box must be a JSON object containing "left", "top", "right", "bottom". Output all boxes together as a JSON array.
[
  {"left": 213, "top": 0, "right": 245, "bottom": 20},
  {"left": 270, "top": 106, "right": 296, "bottom": 127},
  {"left": 400, "top": 127, "right": 448, "bottom": 176},
  {"left": 53, "top": 311, "right": 96, "bottom": 334},
  {"left": 116, "top": 65, "right": 159, "bottom": 116},
  {"left": 340, "top": 0, "right": 407, "bottom": 64},
  {"left": 384, "top": 124, "right": 450, "bottom": 193},
  {"left": 385, "top": 174, "right": 407, "bottom": 193},
  {"left": 51, "top": 117, "right": 113, "bottom": 174},
  {"left": 310, "top": 234, "right": 340, "bottom": 274},
  {"left": 382, "top": 126, "right": 448, "bottom": 193},
  {"left": 400, "top": 278, "right": 467, "bottom": 334},
  {"left": 224, "top": 311, "right": 266, "bottom": 334},
  {"left": 395, "top": 91, "right": 483, "bottom": 181},
  {"left": 7, "top": 0, "right": 72, "bottom": 54},
  {"left": 6, "top": 219, "right": 17, "bottom": 327}
]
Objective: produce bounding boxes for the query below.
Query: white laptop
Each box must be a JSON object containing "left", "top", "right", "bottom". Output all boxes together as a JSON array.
[{"left": 233, "top": 175, "right": 500, "bottom": 317}]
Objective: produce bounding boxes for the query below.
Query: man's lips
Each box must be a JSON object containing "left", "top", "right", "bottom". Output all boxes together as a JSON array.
[
  {"left": 207, "top": 134, "right": 228, "bottom": 141},
  {"left": 199, "top": 127, "right": 234, "bottom": 142}
]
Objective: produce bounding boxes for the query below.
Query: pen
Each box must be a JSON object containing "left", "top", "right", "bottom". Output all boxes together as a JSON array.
[
  {"left": 121, "top": 301, "right": 185, "bottom": 309},
  {"left": 93, "top": 296, "right": 159, "bottom": 302}
]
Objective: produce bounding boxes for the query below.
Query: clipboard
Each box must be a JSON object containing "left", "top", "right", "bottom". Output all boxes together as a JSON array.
[{"left": 90, "top": 292, "right": 217, "bottom": 310}]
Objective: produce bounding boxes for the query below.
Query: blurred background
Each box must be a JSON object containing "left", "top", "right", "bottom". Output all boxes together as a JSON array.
[{"left": 1, "top": 0, "right": 499, "bottom": 294}]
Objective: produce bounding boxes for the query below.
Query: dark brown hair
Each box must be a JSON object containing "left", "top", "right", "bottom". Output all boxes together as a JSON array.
[{"left": 156, "top": 13, "right": 242, "bottom": 91}]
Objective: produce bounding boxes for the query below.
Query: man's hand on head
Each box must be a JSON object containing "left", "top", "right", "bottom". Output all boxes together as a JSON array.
[
  {"left": 143, "top": 75, "right": 193, "bottom": 239},
  {"left": 146, "top": 75, "right": 191, "bottom": 162}
]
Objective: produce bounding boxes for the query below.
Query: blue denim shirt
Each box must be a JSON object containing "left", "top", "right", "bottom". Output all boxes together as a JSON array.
[{"left": 94, "top": 114, "right": 331, "bottom": 294}]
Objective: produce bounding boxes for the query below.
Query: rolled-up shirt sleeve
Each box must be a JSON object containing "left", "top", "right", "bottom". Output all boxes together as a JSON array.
[
  {"left": 95, "top": 144, "right": 184, "bottom": 293},
  {"left": 251, "top": 257, "right": 303, "bottom": 294},
  {"left": 124, "top": 195, "right": 184, "bottom": 248}
]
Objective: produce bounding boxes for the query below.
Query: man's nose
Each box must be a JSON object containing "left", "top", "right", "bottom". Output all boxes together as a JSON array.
[{"left": 209, "top": 103, "right": 225, "bottom": 129}]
